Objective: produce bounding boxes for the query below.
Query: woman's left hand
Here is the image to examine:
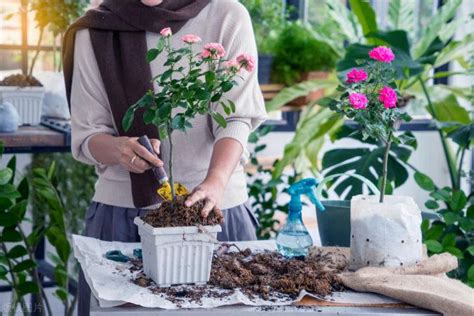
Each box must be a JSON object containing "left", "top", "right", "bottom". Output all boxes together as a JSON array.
[{"left": 185, "top": 178, "right": 225, "bottom": 218}]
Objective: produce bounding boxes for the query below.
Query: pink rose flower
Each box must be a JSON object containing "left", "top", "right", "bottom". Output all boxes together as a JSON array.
[
  {"left": 201, "top": 43, "right": 226, "bottom": 59},
  {"left": 346, "top": 68, "right": 367, "bottom": 83},
  {"left": 349, "top": 93, "right": 368, "bottom": 110},
  {"left": 181, "top": 34, "right": 201, "bottom": 44},
  {"left": 378, "top": 86, "right": 397, "bottom": 109},
  {"left": 346, "top": 68, "right": 367, "bottom": 84},
  {"left": 223, "top": 59, "right": 241, "bottom": 73},
  {"left": 369, "top": 46, "right": 395, "bottom": 63},
  {"left": 160, "top": 27, "right": 172, "bottom": 37},
  {"left": 236, "top": 53, "right": 255, "bottom": 72}
]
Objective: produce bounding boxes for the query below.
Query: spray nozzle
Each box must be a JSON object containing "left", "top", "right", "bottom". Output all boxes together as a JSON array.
[{"left": 288, "top": 178, "right": 325, "bottom": 213}]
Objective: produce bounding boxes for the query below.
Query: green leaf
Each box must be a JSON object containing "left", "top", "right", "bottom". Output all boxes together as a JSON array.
[
  {"left": 146, "top": 48, "right": 160, "bottom": 63},
  {"left": 414, "top": 172, "right": 435, "bottom": 192},
  {"left": 443, "top": 212, "right": 459, "bottom": 225},
  {"left": 17, "top": 281, "right": 39, "bottom": 297},
  {"left": 468, "top": 265, "right": 474, "bottom": 281},
  {"left": 0, "top": 169, "right": 13, "bottom": 186},
  {"left": 466, "top": 246, "right": 474, "bottom": 256},
  {"left": 143, "top": 109, "right": 156, "bottom": 124},
  {"left": 7, "top": 245, "right": 28, "bottom": 259},
  {"left": 388, "top": 0, "right": 415, "bottom": 31},
  {"left": 122, "top": 109, "right": 135, "bottom": 132},
  {"left": 205, "top": 71, "right": 216, "bottom": 85},
  {"left": 54, "top": 287, "right": 68, "bottom": 302},
  {"left": 211, "top": 111, "right": 227, "bottom": 128},
  {"left": 13, "top": 259, "right": 36, "bottom": 272},
  {"left": 266, "top": 79, "right": 337, "bottom": 112},
  {"left": 195, "top": 89, "right": 210, "bottom": 101},
  {"left": 0, "top": 212, "right": 19, "bottom": 227},
  {"left": 449, "top": 191, "right": 467, "bottom": 212},
  {"left": 425, "top": 200, "right": 439, "bottom": 210},
  {"left": 227, "top": 100, "right": 236, "bottom": 113},
  {"left": 430, "top": 188, "right": 451, "bottom": 202},
  {"left": 446, "top": 124, "right": 473, "bottom": 149},
  {"left": 424, "top": 240, "right": 443, "bottom": 253},
  {"left": 349, "top": 0, "right": 378, "bottom": 39},
  {"left": 0, "top": 197, "right": 13, "bottom": 211},
  {"left": 1, "top": 227, "right": 22, "bottom": 242},
  {"left": 430, "top": 94, "right": 470, "bottom": 124},
  {"left": 6, "top": 156, "right": 16, "bottom": 184},
  {"left": 444, "top": 246, "right": 463, "bottom": 259},
  {"left": 221, "top": 81, "right": 233, "bottom": 92},
  {"left": 434, "top": 32, "right": 474, "bottom": 67},
  {"left": 412, "top": 0, "right": 462, "bottom": 58},
  {"left": 441, "top": 233, "right": 456, "bottom": 247},
  {"left": 10, "top": 200, "right": 27, "bottom": 221}
]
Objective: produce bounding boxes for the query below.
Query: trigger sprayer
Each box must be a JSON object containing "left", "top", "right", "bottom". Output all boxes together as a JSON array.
[{"left": 276, "top": 178, "right": 325, "bottom": 258}]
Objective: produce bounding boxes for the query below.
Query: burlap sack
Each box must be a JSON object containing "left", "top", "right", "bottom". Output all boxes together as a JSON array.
[{"left": 340, "top": 253, "right": 474, "bottom": 315}]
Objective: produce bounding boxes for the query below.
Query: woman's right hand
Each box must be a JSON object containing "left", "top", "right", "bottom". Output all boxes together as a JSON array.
[{"left": 115, "top": 136, "right": 163, "bottom": 173}]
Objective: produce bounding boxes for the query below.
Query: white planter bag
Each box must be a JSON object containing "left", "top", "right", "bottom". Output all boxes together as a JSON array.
[
  {"left": 350, "top": 195, "right": 423, "bottom": 270},
  {"left": 134, "top": 217, "right": 221, "bottom": 287},
  {"left": 0, "top": 86, "right": 45, "bottom": 125}
]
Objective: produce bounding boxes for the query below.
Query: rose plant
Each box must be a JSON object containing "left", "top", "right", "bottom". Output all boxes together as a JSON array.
[
  {"left": 122, "top": 28, "right": 254, "bottom": 199},
  {"left": 326, "top": 46, "right": 412, "bottom": 203}
]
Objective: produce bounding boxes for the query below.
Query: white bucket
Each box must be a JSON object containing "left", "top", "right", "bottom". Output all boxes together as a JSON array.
[
  {"left": 134, "top": 217, "right": 221, "bottom": 287},
  {"left": 0, "top": 86, "right": 45, "bottom": 126}
]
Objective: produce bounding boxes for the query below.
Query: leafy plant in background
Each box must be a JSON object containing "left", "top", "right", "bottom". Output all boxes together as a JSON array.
[
  {"left": 246, "top": 126, "right": 297, "bottom": 239},
  {"left": 123, "top": 29, "right": 254, "bottom": 199},
  {"left": 272, "top": 22, "right": 338, "bottom": 85},
  {"left": 239, "top": 0, "right": 286, "bottom": 55},
  {"left": 29, "top": 153, "right": 96, "bottom": 236},
  {"left": 0, "top": 143, "right": 76, "bottom": 316}
]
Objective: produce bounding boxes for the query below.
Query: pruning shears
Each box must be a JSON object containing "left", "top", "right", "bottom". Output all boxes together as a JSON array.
[
  {"left": 137, "top": 135, "right": 188, "bottom": 201},
  {"left": 105, "top": 248, "right": 142, "bottom": 262}
]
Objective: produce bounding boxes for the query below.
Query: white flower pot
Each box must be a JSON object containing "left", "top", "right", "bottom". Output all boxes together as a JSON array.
[
  {"left": 349, "top": 195, "right": 423, "bottom": 270},
  {"left": 0, "top": 86, "right": 45, "bottom": 125},
  {"left": 134, "top": 217, "right": 222, "bottom": 287}
]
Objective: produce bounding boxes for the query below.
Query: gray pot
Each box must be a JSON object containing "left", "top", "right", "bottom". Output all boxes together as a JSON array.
[
  {"left": 257, "top": 54, "right": 273, "bottom": 84},
  {"left": 317, "top": 200, "right": 440, "bottom": 247}
]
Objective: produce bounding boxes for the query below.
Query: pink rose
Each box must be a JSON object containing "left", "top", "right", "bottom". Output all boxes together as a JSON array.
[
  {"left": 160, "top": 27, "right": 172, "bottom": 37},
  {"left": 236, "top": 53, "right": 255, "bottom": 72},
  {"left": 181, "top": 34, "right": 201, "bottom": 44},
  {"left": 346, "top": 68, "right": 367, "bottom": 84},
  {"left": 369, "top": 46, "right": 395, "bottom": 63},
  {"left": 201, "top": 42, "right": 226, "bottom": 59},
  {"left": 349, "top": 93, "right": 368, "bottom": 110},
  {"left": 223, "top": 59, "right": 241, "bottom": 73},
  {"left": 378, "top": 86, "right": 397, "bottom": 109}
]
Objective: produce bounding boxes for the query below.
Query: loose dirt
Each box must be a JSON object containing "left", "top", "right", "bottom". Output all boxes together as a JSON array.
[
  {"left": 141, "top": 195, "right": 224, "bottom": 227},
  {"left": 130, "top": 245, "right": 345, "bottom": 303},
  {"left": 0, "top": 74, "right": 42, "bottom": 87}
]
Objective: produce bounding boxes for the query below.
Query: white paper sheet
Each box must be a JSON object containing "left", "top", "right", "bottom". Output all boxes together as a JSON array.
[{"left": 72, "top": 235, "right": 401, "bottom": 309}]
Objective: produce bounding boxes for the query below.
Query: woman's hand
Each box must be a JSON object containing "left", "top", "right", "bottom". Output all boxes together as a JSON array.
[
  {"left": 185, "top": 177, "right": 225, "bottom": 218},
  {"left": 115, "top": 137, "right": 163, "bottom": 173}
]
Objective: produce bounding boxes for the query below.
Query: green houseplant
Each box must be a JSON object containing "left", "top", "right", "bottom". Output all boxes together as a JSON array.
[
  {"left": 0, "top": 143, "right": 76, "bottom": 316},
  {"left": 240, "top": 0, "right": 286, "bottom": 83}
]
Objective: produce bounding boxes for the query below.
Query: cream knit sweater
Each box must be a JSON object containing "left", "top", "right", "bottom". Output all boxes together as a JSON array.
[{"left": 70, "top": 0, "right": 267, "bottom": 209}]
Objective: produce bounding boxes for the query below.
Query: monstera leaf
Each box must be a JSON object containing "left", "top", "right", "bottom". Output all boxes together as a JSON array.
[{"left": 321, "top": 126, "right": 416, "bottom": 200}]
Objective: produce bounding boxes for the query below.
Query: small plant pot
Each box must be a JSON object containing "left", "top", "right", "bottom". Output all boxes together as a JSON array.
[
  {"left": 317, "top": 200, "right": 351, "bottom": 247},
  {"left": 291, "top": 71, "right": 328, "bottom": 107},
  {"left": 134, "top": 217, "right": 222, "bottom": 287},
  {"left": 258, "top": 54, "right": 274, "bottom": 84},
  {"left": 0, "top": 86, "right": 45, "bottom": 125}
]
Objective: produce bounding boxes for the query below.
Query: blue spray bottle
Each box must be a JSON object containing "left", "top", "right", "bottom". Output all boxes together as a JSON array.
[{"left": 276, "top": 178, "right": 325, "bottom": 258}]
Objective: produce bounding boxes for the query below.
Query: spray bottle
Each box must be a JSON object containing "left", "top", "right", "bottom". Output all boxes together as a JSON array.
[{"left": 276, "top": 178, "right": 325, "bottom": 258}]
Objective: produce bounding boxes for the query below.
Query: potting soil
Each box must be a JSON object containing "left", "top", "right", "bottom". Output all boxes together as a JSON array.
[{"left": 141, "top": 195, "right": 224, "bottom": 227}]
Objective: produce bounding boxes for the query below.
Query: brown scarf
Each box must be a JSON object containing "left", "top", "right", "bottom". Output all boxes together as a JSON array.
[{"left": 63, "top": 0, "right": 210, "bottom": 208}]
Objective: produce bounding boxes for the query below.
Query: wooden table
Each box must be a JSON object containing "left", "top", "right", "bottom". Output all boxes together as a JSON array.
[
  {"left": 0, "top": 125, "right": 70, "bottom": 154},
  {"left": 90, "top": 297, "right": 439, "bottom": 315}
]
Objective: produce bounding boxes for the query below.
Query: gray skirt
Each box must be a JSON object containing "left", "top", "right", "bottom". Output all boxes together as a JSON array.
[{"left": 78, "top": 201, "right": 258, "bottom": 316}]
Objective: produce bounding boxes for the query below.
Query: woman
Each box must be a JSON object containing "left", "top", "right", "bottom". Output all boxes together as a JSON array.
[{"left": 63, "top": 0, "right": 266, "bottom": 314}]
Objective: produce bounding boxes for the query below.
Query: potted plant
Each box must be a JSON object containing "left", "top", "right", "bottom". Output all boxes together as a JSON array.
[
  {"left": 324, "top": 46, "right": 427, "bottom": 269},
  {"left": 123, "top": 28, "right": 255, "bottom": 286},
  {"left": 271, "top": 22, "right": 338, "bottom": 106},
  {"left": 0, "top": 0, "right": 87, "bottom": 125},
  {"left": 240, "top": 0, "right": 286, "bottom": 84}
]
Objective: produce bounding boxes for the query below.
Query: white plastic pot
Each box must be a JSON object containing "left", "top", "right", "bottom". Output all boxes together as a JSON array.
[
  {"left": 0, "top": 86, "right": 45, "bottom": 125},
  {"left": 350, "top": 195, "right": 423, "bottom": 270},
  {"left": 134, "top": 217, "right": 222, "bottom": 287}
]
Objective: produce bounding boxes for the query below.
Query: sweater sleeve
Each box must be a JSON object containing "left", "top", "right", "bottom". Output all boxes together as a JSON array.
[
  {"left": 210, "top": 1, "right": 267, "bottom": 152},
  {"left": 70, "top": 29, "right": 116, "bottom": 166}
]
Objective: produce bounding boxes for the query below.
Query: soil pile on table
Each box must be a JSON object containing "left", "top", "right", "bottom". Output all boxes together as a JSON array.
[
  {"left": 141, "top": 195, "right": 224, "bottom": 227},
  {"left": 0, "top": 74, "right": 42, "bottom": 87},
  {"left": 209, "top": 246, "right": 345, "bottom": 300}
]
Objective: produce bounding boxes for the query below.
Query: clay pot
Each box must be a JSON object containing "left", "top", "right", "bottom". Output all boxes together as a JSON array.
[{"left": 291, "top": 71, "right": 328, "bottom": 107}]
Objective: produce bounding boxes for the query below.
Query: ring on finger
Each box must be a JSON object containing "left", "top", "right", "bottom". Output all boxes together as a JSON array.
[{"left": 130, "top": 155, "right": 138, "bottom": 165}]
